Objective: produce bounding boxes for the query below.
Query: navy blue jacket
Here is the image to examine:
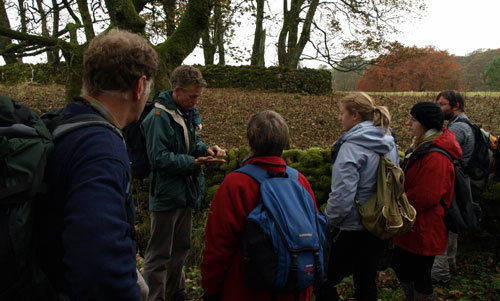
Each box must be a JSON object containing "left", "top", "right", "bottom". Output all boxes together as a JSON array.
[{"left": 40, "top": 102, "right": 139, "bottom": 300}]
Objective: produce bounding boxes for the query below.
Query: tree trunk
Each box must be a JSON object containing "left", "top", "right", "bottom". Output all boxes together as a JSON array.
[
  {"left": 0, "top": 0, "right": 17, "bottom": 64},
  {"left": 51, "top": 0, "right": 60, "bottom": 64},
  {"left": 162, "top": 0, "right": 177, "bottom": 37},
  {"left": 35, "top": 0, "right": 55, "bottom": 64},
  {"left": 250, "top": 0, "right": 264, "bottom": 66},
  {"left": 62, "top": 24, "right": 84, "bottom": 101},
  {"left": 77, "top": 0, "right": 95, "bottom": 41},
  {"left": 277, "top": 0, "right": 319, "bottom": 69},
  {"left": 18, "top": 0, "right": 26, "bottom": 33},
  {"left": 156, "top": 0, "right": 211, "bottom": 90},
  {"left": 202, "top": 27, "right": 215, "bottom": 65},
  {"left": 257, "top": 29, "right": 265, "bottom": 66},
  {"left": 104, "top": 0, "right": 146, "bottom": 34},
  {"left": 214, "top": 0, "right": 225, "bottom": 65}
]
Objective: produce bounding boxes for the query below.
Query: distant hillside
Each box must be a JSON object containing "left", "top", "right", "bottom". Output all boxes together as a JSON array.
[{"left": 456, "top": 48, "right": 500, "bottom": 91}]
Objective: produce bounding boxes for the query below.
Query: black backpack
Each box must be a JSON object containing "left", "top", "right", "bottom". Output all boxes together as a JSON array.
[
  {"left": 454, "top": 118, "right": 494, "bottom": 183},
  {"left": 123, "top": 100, "right": 156, "bottom": 179},
  {"left": 1, "top": 96, "right": 132, "bottom": 299},
  {"left": 407, "top": 143, "right": 482, "bottom": 234}
]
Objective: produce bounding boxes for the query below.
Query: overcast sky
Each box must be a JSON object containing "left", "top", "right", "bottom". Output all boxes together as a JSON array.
[
  {"left": 395, "top": 0, "right": 500, "bottom": 57},
  {"left": 4, "top": 0, "right": 500, "bottom": 67},
  {"left": 183, "top": 0, "right": 500, "bottom": 68}
]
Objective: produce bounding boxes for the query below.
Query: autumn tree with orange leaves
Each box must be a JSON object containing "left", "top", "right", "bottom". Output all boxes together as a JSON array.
[{"left": 357, "top": 47, "right": 465, "bottom": 92}]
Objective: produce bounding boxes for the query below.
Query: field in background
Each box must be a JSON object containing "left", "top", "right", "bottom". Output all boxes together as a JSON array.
[{"left": 2, "top": 83, "right": 499, "bottom": 153}]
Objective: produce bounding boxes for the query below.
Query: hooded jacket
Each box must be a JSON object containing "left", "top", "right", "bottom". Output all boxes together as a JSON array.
[
  {"left": 141, "top": 90, "right": 208, "bottom": 211},
  {"left": 201, "top": 156, "right": 316, "bottom": 301},
  {"left": 325, "top": 121, "right": 399, "bottom": 231},
  {"left": 393, "top": 128, "right": 462, "bottom": 256}
]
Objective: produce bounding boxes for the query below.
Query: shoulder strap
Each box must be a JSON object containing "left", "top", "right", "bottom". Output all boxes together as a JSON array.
[
  {"left": 154, "top": 102, "right": 190, "bottom": 153},
  {"left": 453, "top": 115, "right": 473, "bottom": 126},
  {"left": 426, "top": 146, "right": 457, "bottom": 210},
  {"left": 235, "top": 164, "right": 299, "bottom": 184},
  {"left": 235, "top": 164, "right": 269, "bottom": 184},
  {"left": 427, "top": 146, "right": 453, "bottom": 162},
  {"left": 52, "top": 113, "right": 124, "bottom": 142}
]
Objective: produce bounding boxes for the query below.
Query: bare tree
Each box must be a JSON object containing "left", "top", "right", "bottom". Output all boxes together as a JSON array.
[
  {"left": 250, "top": 0, "right": 264, "bottom": 66},
  {"left": 277, "top": 0, "right": 319, "bottom": 69}
]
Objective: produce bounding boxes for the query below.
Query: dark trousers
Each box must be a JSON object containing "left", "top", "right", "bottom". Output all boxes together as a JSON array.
[
  {"left": 316, "top": 229, "right": 386, "bottom": 301},
  {"left": 143, "top": 209, "right": 192, "bottom": 301},
  {"left": 391, "top": 246, "right": 435, "bottom": 295}
]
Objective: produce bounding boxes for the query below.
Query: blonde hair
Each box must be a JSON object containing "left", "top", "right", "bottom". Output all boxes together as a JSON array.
[{"left": 340, "top": 92, "right": 391, "bottom": 132}]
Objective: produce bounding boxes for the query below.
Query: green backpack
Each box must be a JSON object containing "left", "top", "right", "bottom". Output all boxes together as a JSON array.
[
  {"left": 0, "top": 96, "right": 125, "bottom": 299},
  {"left": 357, "top": 155, "right": 416, "bottom": 240},
  {"left": 0, "top": 96, "right": 54, "bottom": 299}
]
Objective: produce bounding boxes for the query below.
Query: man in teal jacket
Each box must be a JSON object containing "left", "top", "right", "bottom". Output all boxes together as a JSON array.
[{"left": 141, "top": 65, "right": 225, "bottom": 301}]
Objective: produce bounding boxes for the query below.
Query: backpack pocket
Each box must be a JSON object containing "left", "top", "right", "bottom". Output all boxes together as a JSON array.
[{"left": 242, "top": 219, "right": 278, "bottom": 290}]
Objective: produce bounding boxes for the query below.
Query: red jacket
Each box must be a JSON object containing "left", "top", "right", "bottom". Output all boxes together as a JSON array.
[
  {"left": 393, "top": 128, "right": 462, "bottom": 256},
  {"left": 201, "top": 156, "right": 316, "bottom": 301}
]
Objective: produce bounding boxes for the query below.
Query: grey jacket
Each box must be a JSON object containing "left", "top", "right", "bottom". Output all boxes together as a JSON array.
[
  {"left": 448, "top": 112, "right": 475, "bottom": 168},
  {"left": 325, "top": 121, "right": 399, "bottom": 231}
]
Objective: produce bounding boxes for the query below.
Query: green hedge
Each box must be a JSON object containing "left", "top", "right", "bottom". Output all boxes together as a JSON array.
[
  {"left": 0, "top": 63, "right": 66, "bottom": 85},
  {"left": 0, "top": 63, "right": 332, "bottom": 95},
  {"left": 198, "top": 65, "right": 331, "bottom": 94}
]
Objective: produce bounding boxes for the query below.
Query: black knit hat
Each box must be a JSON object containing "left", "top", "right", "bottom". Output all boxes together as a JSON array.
[{"left": 410, "top": 102, "right": 444, "bottom": 131}]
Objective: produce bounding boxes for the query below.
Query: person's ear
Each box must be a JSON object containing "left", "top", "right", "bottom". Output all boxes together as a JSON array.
[{"left": 133, "top": 75, "right": 147, "bottom": 101}]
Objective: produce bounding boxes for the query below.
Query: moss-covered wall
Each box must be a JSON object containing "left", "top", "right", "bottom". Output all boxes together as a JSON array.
[{"left": 0, "top": 63, "right": 67, "bottom": 85}]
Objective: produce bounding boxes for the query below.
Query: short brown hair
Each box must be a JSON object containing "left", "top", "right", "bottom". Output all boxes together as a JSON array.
[
  {"left": 171, "top": 65, "right": 207, "bottom": 89},
  {"left": 247, "top": 110, "right": 289, "bottom": 157},
  {"left": 83, "top": 28, "right": 159, "bottom": 96},
  {"left": 436, "top": 90, "right": 465, "bottom": 111}
]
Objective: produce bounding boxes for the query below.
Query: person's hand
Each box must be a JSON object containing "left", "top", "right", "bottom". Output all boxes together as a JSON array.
[
  {"left": 206, "top": 145, "right": 226, "bottom": 157},
  {"left": 194, "top": 156, "right": 226, "bottom": 166}
]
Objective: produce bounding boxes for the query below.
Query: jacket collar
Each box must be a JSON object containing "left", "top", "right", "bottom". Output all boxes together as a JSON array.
[{"left": 157, "top": 90, "right": 202, "bottom": 126}]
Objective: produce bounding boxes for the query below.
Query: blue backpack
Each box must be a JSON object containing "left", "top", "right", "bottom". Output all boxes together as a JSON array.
[{"left": 236, "top": 164, "right": 328, "bottom": 293}]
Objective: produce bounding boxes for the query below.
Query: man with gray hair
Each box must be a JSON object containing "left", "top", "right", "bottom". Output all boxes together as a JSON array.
[
  {"left": 141, "top": 65, "right": 225, "bottom": 301},
  {"left": 39, "top": 28, "right": 158, "bottom": 300}
]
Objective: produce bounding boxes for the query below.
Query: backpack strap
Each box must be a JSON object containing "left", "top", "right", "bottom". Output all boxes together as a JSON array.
[
  {"left": 0, "top": 124, "right": 39, "bottom": 138},
  {"left": 235, "top": 164, "right": 299, "bottom": 183},
  {"left": 425, "top": 146, "right": 456, "bottom": 211},
  {"left": 51, "top": 113, "right": 124, "bottom": 142}
]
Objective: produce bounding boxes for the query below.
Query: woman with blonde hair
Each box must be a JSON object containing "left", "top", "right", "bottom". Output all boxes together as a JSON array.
[
  {"left": 392, "top": 102, "right": 461, "bottom": 300},
  {"left": 316, "top": 92, "right": 399, "bottom": 300}
]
